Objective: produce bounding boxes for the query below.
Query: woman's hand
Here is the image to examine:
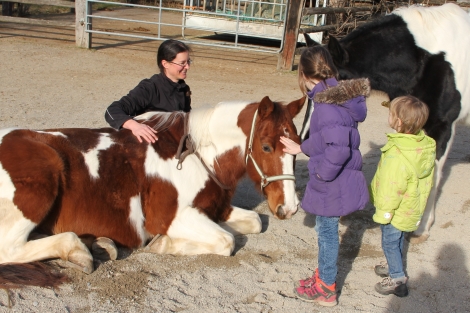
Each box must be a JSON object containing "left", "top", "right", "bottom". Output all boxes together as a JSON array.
[
  {"left": 280, "top": 136, "right": 302, "bottom": 155},
  {"left": 123, "top": 119, "right": 158, "bottom": 143}
]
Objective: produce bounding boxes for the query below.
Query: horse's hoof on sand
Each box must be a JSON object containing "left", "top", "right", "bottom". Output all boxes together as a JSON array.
[
  {"left": 67, "top": 249, "right": 94, "bottom": 274},
  {"left": 144, "top": 234, "right": 169, "bottom": 254},
  {"left": 409, "top": 233, "right": 430, "bottom": 244},
  {"left": 92, "top": 237, "right": 118, "bottom": 261}
]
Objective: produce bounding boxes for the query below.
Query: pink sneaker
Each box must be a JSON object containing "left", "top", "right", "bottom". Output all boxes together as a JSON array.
[
  {"left": 297, "top": 268, "right": 319, "bottom": 288},
  {"left": 294, "top": 277, "right": 338, "bottom": 307}
]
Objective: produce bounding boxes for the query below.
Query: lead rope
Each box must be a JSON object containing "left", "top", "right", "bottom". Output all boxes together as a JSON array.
[{"left": 175, "top": 113, "right": 231, "bottom": 190}]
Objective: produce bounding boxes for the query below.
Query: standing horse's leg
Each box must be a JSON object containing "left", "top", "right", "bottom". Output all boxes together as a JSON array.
[
  {"left": 145, "top": 206, "right": 235, "bottom": 256},
  {"left": 0, "top": 199, "right": 93, "bottom": 273},
  {"left": 410, "top": 120, "right": 457, "bottom": 243},
  {"left": 219, "top": 206, "right": 262, "bottom": 235}
]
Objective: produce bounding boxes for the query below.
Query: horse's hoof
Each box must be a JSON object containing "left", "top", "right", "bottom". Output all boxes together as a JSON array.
[
  {"left": 92, "top": 237, "right": 118, "bottom": 261},
  {"left": 408, "top": 233, "right": 430, "bottom": 244},
  {"left": 144, "top": 234, "right": 169, "bottom": 254},
  {"left": 67, "top": 249, "right": 94, "bottom": 274}
]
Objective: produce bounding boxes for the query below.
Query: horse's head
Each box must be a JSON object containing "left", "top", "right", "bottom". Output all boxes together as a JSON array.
[
  {"left": 303, "top": 33, "right": 360, "bottom": 81},
  {"left": 243, "top": 96, "right": 306, "bottom": 220}
]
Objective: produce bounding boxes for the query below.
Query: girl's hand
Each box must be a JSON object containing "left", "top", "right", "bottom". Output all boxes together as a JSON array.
[
  {"left": 123, "top": 119, "right": 158, "bottom": 143},
  {"left": 280, "top": 136, "right": 302, "bottom": 155}
]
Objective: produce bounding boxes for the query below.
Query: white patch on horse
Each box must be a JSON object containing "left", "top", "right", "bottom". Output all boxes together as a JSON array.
[
  {"left": 190, "top": 102, "right": 249, "bottom": 170},
  {"left": 0, "top": 198, "right": 37, "bottom": 263},
  {"left": 0, "top": 128, "right": 16, "bottom": 200},
  {"left": 394, "top": 4, "right": 470, "bottom": 120},
  {"left": 36, "top": 131, "right": 67, "bottom": 137},
  {"left": 82, "top": 133, "right": 113, "bottom": 179},
  {"left": 0, "top": 164, "right": 15, "bottom": 201},
  {"left": 128, "top": 194, "right": 146, "bottom": 245},
  {"left": 144, "top": 145, "right": 209, "bottom": 206},
  {"left": 281, "top": 153, "right": 299, "bottom": 218},
  {"left": 219, "top": 206, "right": 262, "bottom": 235},
  {"left": 164, "top": 206, "right": 235, "bottom": 256}
]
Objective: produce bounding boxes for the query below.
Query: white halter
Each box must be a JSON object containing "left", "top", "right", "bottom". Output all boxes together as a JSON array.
[{"left": 245, "top": 110, "right": 296, "bottom": 189}]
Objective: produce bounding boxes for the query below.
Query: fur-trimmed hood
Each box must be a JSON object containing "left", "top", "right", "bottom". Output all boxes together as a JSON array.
[
  {"left": 307, "top": 77, "right": 369, "bottom": 123},
  {"left": 313, "top": 78, "right": 371, "bottom": 104}
]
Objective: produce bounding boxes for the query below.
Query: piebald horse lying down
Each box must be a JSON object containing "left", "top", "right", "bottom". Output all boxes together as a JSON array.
[{"left": 0, "top": 96, "right": 305, "bottom": 287}]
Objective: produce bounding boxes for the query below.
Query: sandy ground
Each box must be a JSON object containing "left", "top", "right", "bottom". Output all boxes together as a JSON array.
[{"left": 1, "top": 14, "right": 470, "bottom": 313}]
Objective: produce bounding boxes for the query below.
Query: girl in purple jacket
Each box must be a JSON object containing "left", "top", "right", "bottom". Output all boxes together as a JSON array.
[{"left": 281, "top": 46, "right": 370, "bottom": 307}]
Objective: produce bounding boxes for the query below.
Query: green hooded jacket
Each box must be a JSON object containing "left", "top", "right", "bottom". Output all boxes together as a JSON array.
[{"left": 370, "top": 130, "right": 436, "bottom": 232}]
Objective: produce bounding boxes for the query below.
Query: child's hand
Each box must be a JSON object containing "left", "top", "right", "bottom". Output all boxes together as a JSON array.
[{"left": 280, "top": 136, "right": 302, "bottom": 155}]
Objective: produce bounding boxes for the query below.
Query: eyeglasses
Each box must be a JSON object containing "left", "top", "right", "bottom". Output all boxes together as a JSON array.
[{"left": 169, "top": 59, "right": 193, "bottom": 68}]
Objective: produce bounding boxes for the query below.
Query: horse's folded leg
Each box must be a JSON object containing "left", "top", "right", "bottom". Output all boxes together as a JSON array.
[
  {"left": 66, "top": 248, "right": 94, "bottom": 274},
  {"left": 91, "top": 237, "right": 118, "bottom": 261},
  {"left": 144, "top": 234, "right": 169, "bottom": 254}
]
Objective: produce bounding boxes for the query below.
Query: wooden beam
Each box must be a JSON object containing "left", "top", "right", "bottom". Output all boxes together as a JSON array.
[
  {"left": 0, "top": 0, "right": 75, "bottom": 8},
  {"left": 277, "top": 0, "right": 305, "bottom": 71},
  {"left": 0, "top": 15, "right": 73, "bottom": 27}
]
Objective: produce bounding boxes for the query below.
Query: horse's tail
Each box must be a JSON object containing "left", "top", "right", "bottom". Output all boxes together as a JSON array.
[{"left": 0, "top": 262, "right": 69, "bottom": 289}]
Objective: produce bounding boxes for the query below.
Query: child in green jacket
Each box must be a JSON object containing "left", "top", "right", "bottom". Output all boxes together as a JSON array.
[{"left": 370, "top": 95, "right": 436, "bottom": 297}]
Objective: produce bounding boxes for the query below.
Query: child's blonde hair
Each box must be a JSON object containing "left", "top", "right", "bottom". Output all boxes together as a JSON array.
[
  {"left": 389, "top": 96, "right": 429, "bottom": 134},
  {"left": 298, "top": 46, "right": 338, "bottom": 95}
]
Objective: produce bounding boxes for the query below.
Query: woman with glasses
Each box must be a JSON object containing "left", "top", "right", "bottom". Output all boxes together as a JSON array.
[{"left": 105, "top": 39, "right": 192, "bottom": 143}]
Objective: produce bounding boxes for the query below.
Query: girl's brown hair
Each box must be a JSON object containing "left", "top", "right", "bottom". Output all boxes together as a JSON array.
[
  {"left": 389, "top": 96, "right": 429, "bottom": 134},
  {"left": 298, "top": 46, "right": 338, "bottom": 95}
]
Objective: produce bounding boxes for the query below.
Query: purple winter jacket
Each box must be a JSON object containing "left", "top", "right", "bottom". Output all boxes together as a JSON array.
[{"left": 300, "top": 77, "right": 370, "bottom": 217}]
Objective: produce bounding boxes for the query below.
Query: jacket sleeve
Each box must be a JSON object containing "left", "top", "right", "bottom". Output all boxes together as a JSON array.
[
  {"left": 105, "top": 78, "right": 157, "bottom": 129},
  {"left": 315, "top": 124, "right": 352, "bottom": 181},
  {"left": 371, "top": 152, "right": 410, "bottom": 224}
]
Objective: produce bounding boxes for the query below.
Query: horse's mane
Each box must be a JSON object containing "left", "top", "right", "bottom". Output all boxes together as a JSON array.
[
  {"left": 188, "top": 105, "right": 216, "bottom": 153},
  {"left": 135, "top": 111, "right": 186, "bottom": 133},
  {"left": 134, "top": 107, "right": 217, "bottom": 153}
]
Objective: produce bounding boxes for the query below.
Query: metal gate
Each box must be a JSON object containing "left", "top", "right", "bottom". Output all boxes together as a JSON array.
[{"left": 82, "top": 0, "right": 325, "bottom": 53}]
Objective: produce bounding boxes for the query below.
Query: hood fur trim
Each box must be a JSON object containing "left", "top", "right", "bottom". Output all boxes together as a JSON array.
[{"left": 314, "top": 78, "right": 371, "bottom": 104}]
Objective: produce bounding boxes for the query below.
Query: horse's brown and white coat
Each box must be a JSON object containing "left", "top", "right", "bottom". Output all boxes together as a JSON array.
[{"left": 0, "top": 96, "right": 305, "bottom": 279}]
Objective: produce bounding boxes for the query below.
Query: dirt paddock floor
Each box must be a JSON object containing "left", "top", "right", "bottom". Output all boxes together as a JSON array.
[{"left": 1, "top": 14, "right": 470, "bottom": 313}]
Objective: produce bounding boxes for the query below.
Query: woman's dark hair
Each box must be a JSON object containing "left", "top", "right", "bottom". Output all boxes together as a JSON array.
[
  {"left": 157, "top": 39, "right": 192, "bottom": 73},
  {"left": 298, "top": 46, "right": 338, "bottom": 94}
]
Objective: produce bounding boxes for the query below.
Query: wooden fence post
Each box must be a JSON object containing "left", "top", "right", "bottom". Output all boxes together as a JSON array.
[
  {"left": 277, "top": 0, "right": 305, "bottom": 71},
  {"left": 76, "top": 0, "right": 91, "bottom": 48}
]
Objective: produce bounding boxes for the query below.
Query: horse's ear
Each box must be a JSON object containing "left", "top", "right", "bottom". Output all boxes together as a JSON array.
[
  {"left": 303, "top": 33, "right": 320, "bottom": 47},
  {"left": 328, "top": 36, "right": 349, "bottom": 66},
  {"left": 258, "top": 96, "right": 274, "bottom": 119},
  {"left": 287, "top": 96, "right": 306, "bottom": 118}
]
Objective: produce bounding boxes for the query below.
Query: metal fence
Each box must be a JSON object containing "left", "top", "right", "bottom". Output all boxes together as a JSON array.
[{"left": 80, "top": 0, "right": 325, "bottom": 53}]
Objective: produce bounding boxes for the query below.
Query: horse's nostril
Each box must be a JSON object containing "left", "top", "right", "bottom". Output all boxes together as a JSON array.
[{"left": 276, "top": 205, "right": 286, "bottom": 220}]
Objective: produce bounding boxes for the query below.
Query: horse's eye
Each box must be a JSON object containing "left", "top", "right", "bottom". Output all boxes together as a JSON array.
[{"left": 262, "top": 144, "right": 272, "bottom": 153}]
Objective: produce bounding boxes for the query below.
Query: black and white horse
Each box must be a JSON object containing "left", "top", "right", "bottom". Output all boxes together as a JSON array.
[{"left": 302, "top": 4, "right": 470, "bottom": 242}]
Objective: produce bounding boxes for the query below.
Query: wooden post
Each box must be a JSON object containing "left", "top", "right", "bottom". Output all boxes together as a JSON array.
[
  {"left": 277, "top": 0, "right": 305, "bottom": 71},
  {"left": 75, "top": 0, "right": 91, "bottom": 48}
]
